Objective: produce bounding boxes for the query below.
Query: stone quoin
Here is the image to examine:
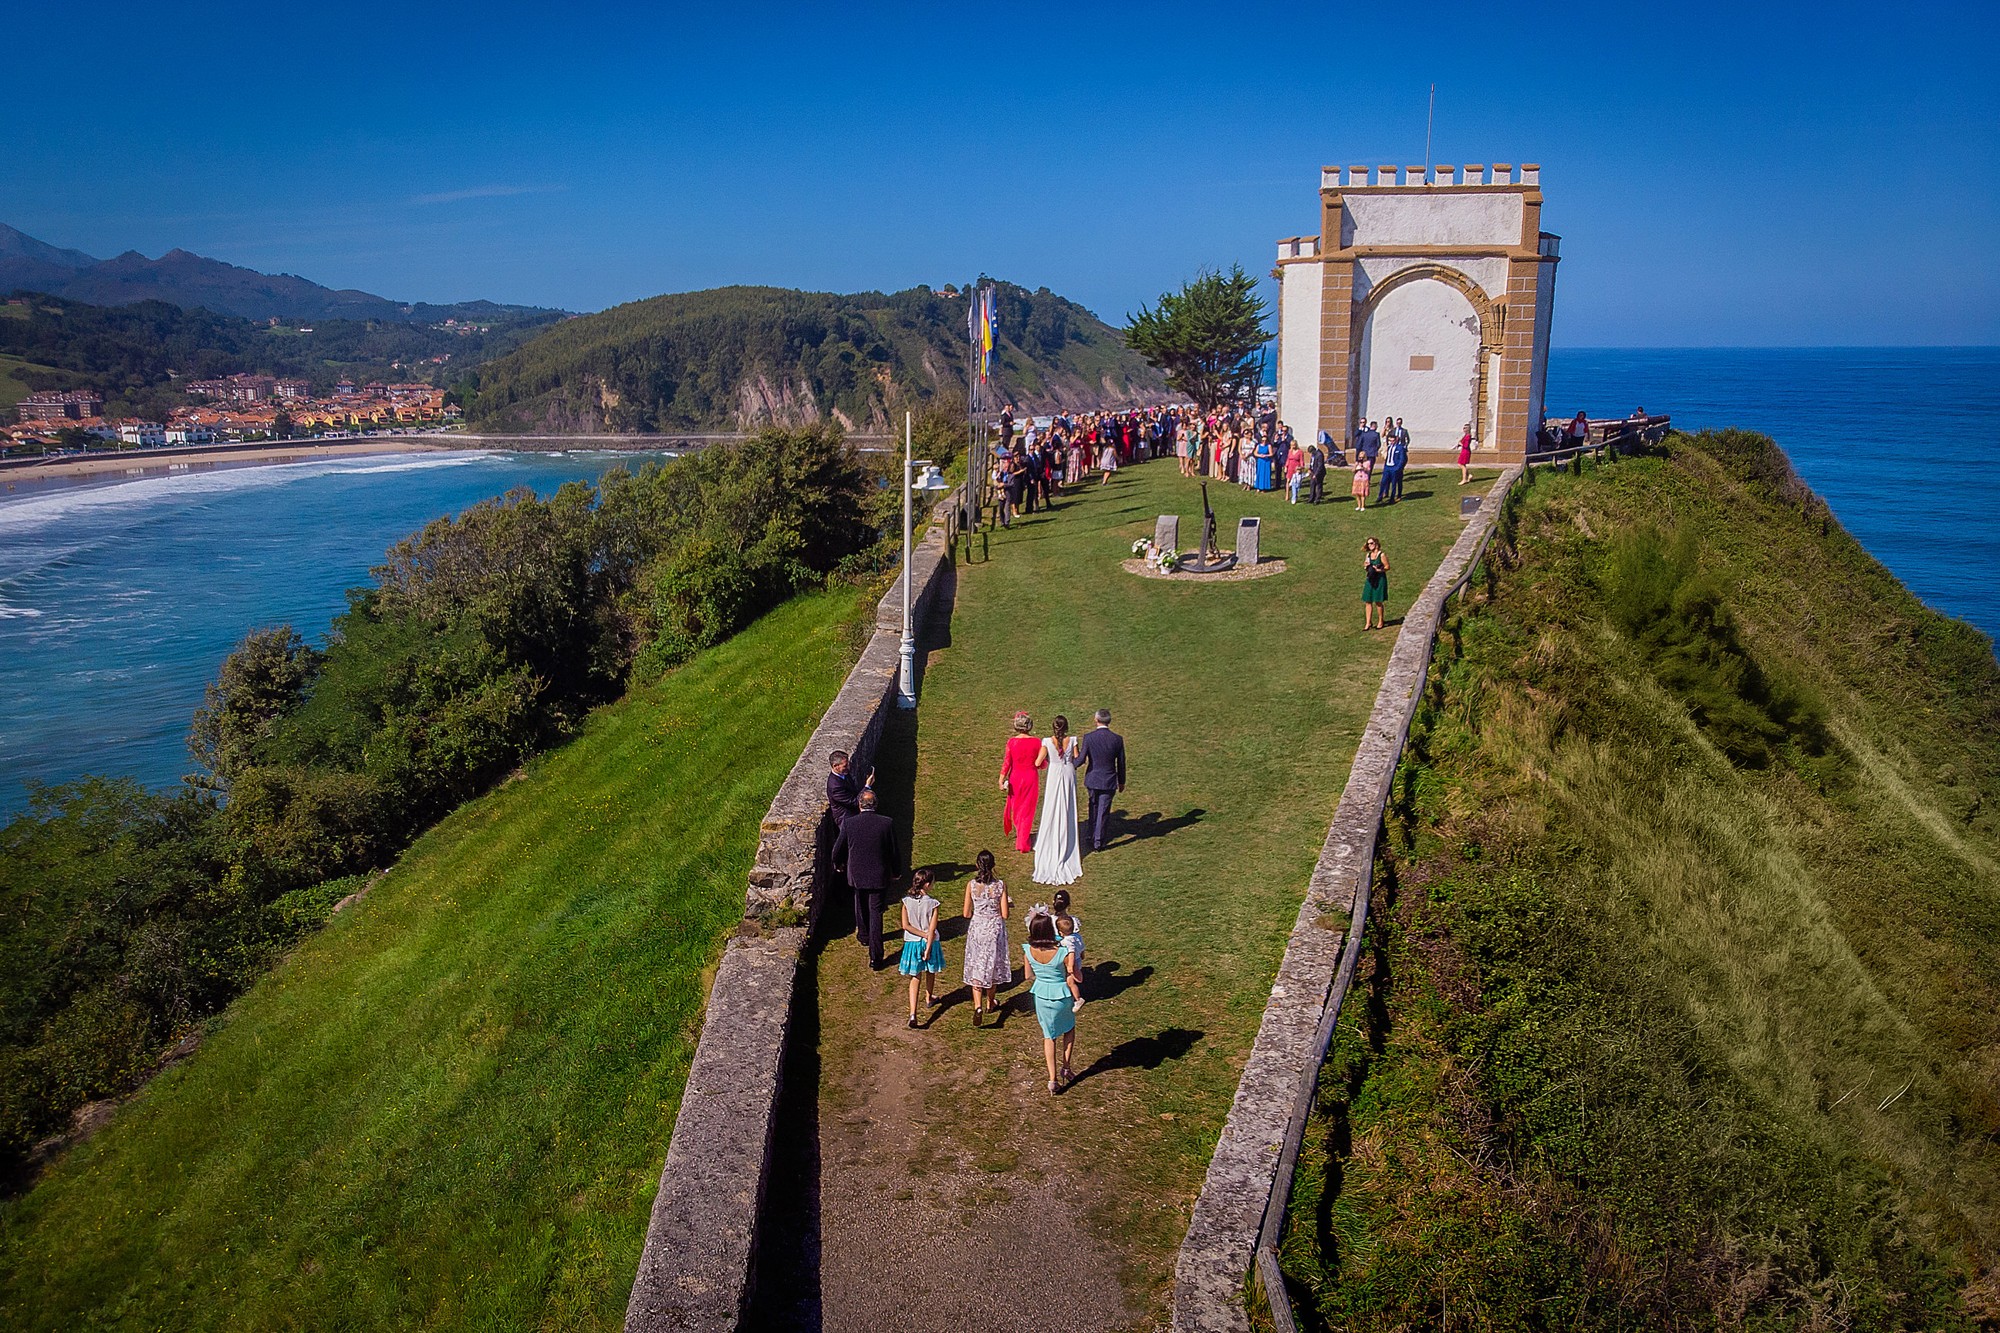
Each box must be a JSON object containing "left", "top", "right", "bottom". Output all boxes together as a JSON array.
[{"left": 1275, "top": 163, "right": 1559, "bottom": 463}]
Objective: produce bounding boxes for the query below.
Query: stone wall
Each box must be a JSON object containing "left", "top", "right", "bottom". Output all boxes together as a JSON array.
[
  {"left": 624, "top": 500, "right": 960, "bottom": 1333},
  {"left": 1170, "top": 465, "right": 1524, "bottom": 1333}
]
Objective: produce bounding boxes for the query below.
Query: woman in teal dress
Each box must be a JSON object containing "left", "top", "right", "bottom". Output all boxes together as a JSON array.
[
  {"left": 1361, "top": 536, "right": 1390, "bottom": 631},
  {"left": 1023, "top": 908, "right": 1084, "bottom": 1092},
  {"left": 1254, "top": 435, "right": 1274, "bottom": 491}
]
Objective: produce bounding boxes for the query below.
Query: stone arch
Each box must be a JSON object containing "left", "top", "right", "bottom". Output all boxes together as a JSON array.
[{"left": 1349, "top": 262, "right": 1502, "bottom": 446}]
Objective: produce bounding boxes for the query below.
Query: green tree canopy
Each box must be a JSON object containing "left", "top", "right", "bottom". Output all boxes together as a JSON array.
[{"left": 1123, "top": 265, "right": 1271, "bottom": 411}]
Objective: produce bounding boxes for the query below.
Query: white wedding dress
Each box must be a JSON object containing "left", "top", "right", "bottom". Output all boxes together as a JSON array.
[{"left": 1032, "top": 735, "right": 1083, "bottom": 885}]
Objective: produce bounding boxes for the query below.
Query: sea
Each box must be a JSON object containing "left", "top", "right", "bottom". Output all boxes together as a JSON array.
[
  {"left": 0, "top": 450, "right": 671, "bottom": 818},
  {"left": 1, "top": 348, "right": 1995, "bottom": 818}
]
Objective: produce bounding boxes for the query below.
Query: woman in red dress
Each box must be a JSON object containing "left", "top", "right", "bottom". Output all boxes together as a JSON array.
[{"left": 1000, "top": 711, "right": 1042, "bottom": 854}]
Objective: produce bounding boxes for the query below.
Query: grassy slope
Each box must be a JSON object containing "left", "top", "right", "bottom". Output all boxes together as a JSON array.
[
  {"left": 0, "top": 351, "right": 66, "bottom": 413},
  {"left": 0, "top": 589, "right": 867, "bottom": 1331},
  {"left": 1282, "top": 438, "right": 2000, "bottom": 1329},
  {"left": 786, "top": 462, "right": 1492, "bottom": 1322}
]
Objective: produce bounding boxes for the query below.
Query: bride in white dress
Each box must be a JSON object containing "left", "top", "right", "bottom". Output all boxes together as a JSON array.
[{"left": 1032, "top": 715, "right": 1083, "bottom": 885}]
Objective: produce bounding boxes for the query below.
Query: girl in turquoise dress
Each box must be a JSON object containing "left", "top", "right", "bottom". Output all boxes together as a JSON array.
[
  {"left": 899, "top": 869, "right": 945, "bottom": 1027},
  {"left": 1024, "top": 908, "right": 1084, "bottom": 1092}
]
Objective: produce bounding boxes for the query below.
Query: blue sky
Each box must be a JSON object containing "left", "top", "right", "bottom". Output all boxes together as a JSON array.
[{"left": 5, "top": 0, "right": 1996, "bottom": 345}]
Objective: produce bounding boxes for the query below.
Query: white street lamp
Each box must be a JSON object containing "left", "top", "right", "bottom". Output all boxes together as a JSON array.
[{"left": 898, "top": 411, "right": 953, "bottom": 709}]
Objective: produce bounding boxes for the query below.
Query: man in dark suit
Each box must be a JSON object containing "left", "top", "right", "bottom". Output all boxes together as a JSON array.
[
  {"left": 1075, "top": 707, "right": 1127, "bottom": 853},
  {"left": 832, "top": 789, "right": 903, "bottom": 968},
  {"left": 826, "top": 748, "right": 871, "bottom": 825},
  {"left": 1306, "top": 441, "right": 1327, "bottom": 504}
]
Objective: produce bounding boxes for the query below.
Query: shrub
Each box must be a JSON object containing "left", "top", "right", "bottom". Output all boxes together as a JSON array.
[
  {"left": 1601, "top": 525, "right": 1822, "bottom": 766},
  {"left": 0, "top": 426, "right": 882, "bottom": 1179}
]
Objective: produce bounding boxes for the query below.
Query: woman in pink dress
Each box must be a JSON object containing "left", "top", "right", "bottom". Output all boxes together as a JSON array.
[{"left": 999, "top": 711, "right": 1042, "bottom": 854}]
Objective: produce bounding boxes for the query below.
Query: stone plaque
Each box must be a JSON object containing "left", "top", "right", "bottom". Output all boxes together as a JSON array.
[
  {"left": 1154, "top": 514, "right": 1179, "bottom": 552},
  {"left": 1459, "top": 495, "right": 1482, "bottom": 520},
  {"left": 1236, "top": 517, "right": 1260, "bottom": 566}
]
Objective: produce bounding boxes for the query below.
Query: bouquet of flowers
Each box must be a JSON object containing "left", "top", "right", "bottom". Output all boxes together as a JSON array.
[
  {"left": 1158, "top": 547, "right": 1181, "bottom": 573},
  {"left": 1131, "top": 537, "right": 1153, "bottom": 556}
]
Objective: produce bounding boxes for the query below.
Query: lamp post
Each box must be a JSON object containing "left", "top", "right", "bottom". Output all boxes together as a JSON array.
[{"left": 898, "top": 411, "right": 952, "bottom": 709}]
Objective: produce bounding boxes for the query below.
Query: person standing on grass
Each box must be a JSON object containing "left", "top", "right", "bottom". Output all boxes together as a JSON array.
[
  {"left": 1356, "top": 419, "right": 1381, "bottom": 470},
  {"left": 1024, "top": 906, "right": 1083, "bottom": 1092},
  {"left": 1032, "top": 715, "right": 1082, "bottom": 886},
  {"left": 1307, "top": 438, "right": 1327, "bottom": 504},
  {"left": 1076, "top": 708, "right": 1126, "bottom": 853},
  {"left": 1351, "top": 452, "right": 1372, "bottom": 511},
  {"left": 962, "top": 850, "right": 1011, "bottom": 1026},
  {"left": 1361, "top": 536, "right": 1390, "bottom": 631},
  {"left": 1458, "top": 422, "right": 1473, "bottom": 485},
  {"left": 899, "top": 869, "right": 945, "bottom": 1027},
  {"left": 1386, "top": 424, "right": 1409, "bottom": 503},
  {"left": 1001, "top": 711, "right": 1042, "bottom": 855},
  {"left": 833, "top": 788, "right": 904, "bottom": 969},
  {"left": 1051, "top": 888, "right": 1083, "bottom": 977}
]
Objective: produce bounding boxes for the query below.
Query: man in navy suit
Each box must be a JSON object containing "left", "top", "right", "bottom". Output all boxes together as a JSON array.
[
  {"left": 832, "top": 789, "right": 903, "bottom": 968},
  {"left": 826, "top": 748, "right": 871, "bottom": 825},
  {"left": 1075, "top": 707, "right": 1127, "bottom": 853}
]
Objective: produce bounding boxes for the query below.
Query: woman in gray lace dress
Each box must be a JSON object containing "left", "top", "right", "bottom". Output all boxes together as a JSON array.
[{"left": 961, "top": 849, "right": 1012, "bottom": 1026}]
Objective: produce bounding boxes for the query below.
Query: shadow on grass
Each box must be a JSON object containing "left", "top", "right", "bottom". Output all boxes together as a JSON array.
[
  {"left": 1082, "top": 960, "right": 1154, "bottom": 1002},
  {"left": 1101, "top": 807, "right": 1205, "bottom": 849},
  {"left": 1069, "top": 1026, "right": 1204, "bottom": 1087}
]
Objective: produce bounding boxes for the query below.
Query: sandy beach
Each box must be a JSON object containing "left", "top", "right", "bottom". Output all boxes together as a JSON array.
[{"left": 0, "top": 438, "right": 454, "bottom": 485}]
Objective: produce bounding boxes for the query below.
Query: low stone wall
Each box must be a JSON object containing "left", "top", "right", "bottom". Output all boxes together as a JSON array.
[
  {"left": 625, "top": 502, "right": 960, "bottom": 1333},
  {"left": 1170, "top": 465, "right": 1524, "bottom": 1333}
]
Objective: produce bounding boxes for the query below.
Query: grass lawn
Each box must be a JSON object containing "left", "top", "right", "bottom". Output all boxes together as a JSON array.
[
  {"left": 760, "top": 460, "right": 1492, "bottom": 1328},
  {"left": 0, "top": 588, "right": 868, "bottom": 1331},
  {"left": 1280, "top": 439, "right": 2000, "bottom": 1327}
]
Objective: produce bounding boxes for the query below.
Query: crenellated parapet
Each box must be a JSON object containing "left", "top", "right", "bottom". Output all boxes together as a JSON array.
[{"left": 1319, "top": 162, "right": 1542, "bottom": 189}]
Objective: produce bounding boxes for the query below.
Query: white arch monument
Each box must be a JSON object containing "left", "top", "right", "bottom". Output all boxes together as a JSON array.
[{"left": 1275, "top": 163, "right": 1560, "bottom": 462}]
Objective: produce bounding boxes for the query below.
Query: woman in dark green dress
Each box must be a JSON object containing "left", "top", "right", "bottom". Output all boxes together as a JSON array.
[{"left": 1361, "top": 536, "right": 1390, "bottom": 630}]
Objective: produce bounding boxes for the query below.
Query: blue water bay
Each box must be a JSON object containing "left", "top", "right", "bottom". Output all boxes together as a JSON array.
[{"left": 0, "top": 451, "right": 669, "bottom": 816}]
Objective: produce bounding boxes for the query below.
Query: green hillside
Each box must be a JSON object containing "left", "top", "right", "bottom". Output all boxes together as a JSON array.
[
  {"left": 1280, "top": 433, "right": 2000, "bottom": 1328},
  {"left": 0, "top": 588, "right": 866, "bottom": 1331},
  {"left": 0, "top": 295, "right": 562, "bottom": 420},
  {"left": 465, "top": 281, "right": 1168, "bottom": 434}
]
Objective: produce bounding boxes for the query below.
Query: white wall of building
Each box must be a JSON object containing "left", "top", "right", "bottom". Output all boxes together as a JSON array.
[
  {"left": 1355, "top": 279, "right": 1482, "bottom": 453},
  {"left": 1343, "top": 192, "right": 1523, "bottom": 248},
  {"left": 1277, "top": 261, "right": 1323, "bottom": 442},
  {"left": 1353, "top": 255, "right": 1507, "bottom": 308}
]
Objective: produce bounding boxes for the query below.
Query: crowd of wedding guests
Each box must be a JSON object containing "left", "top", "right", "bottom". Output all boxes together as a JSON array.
[
  {"left": 825, "top": 707, "right": 1125, "bottom": 1095},
  {"left": 989, "top": 400, "right": 1481, "bottom": 524}
]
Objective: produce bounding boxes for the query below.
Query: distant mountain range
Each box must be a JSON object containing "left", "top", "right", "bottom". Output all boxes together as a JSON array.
[{"left": 0, "top": 223, "right": 562, "bottom": 325}]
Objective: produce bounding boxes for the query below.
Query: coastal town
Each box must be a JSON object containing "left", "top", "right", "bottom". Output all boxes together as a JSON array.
[{"left": 3, "top": 373, "right": 457, "bottom": 456}]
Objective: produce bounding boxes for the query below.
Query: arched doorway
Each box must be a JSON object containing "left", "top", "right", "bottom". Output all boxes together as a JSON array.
[{"left": 1352, "top": 264, "right": 1498, "bottom": 452}]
